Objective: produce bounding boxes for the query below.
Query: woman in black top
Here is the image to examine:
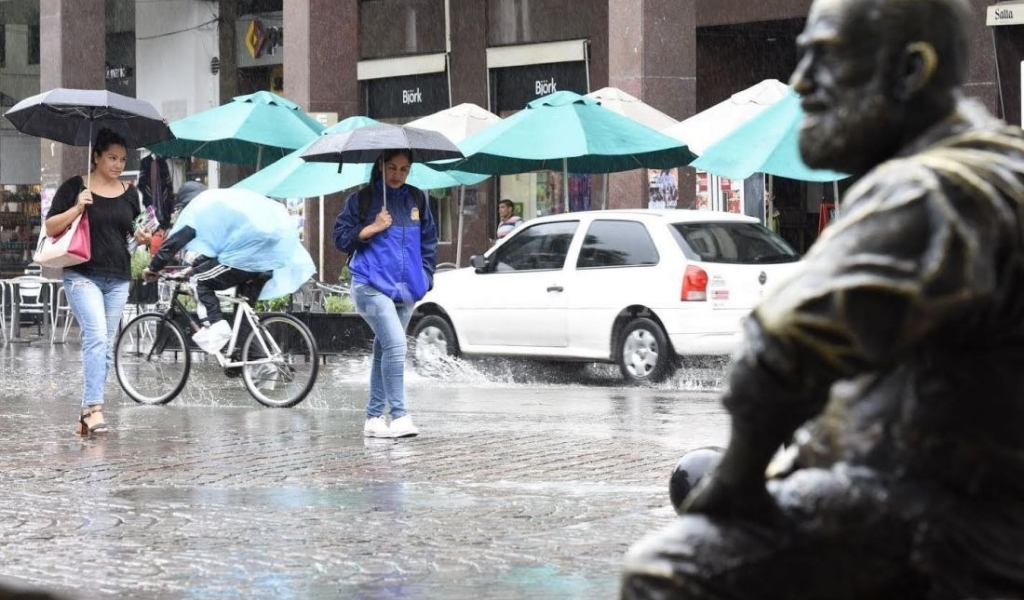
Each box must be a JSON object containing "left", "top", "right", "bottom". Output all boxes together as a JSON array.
[{"left": 44, "top": 128, "right": 148, "bottom": 435}]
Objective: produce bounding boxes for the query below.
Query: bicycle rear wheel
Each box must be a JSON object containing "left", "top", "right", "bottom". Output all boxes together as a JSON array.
[
  {"left": 115, "top": 313, "right": 191, "bottom": 405},
  {"left": 242, "top": 313, "right": 319, "bottom": 408}
]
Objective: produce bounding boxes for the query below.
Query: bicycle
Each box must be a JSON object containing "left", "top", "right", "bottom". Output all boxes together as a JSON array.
[{"left": 114, "top": 270, "right": 320, "bottom": 408}]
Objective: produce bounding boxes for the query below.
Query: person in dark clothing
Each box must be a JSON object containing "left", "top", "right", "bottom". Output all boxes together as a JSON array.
[
  {"left": 44, "top": 128, "right": 146, "bottom": 435},
  {"left": 621, "top": 0, "right": 1024, "bottom": 598},
  {"left": 138, "top": 153, "right": 174, "bottom": 228},
  {"left": 143, "top": 187, "right": 314, "bottom": 357}
]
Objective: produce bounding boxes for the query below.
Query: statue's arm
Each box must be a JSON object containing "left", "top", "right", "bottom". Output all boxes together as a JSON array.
[{"left": 686, "top": 162, "right": 1006, "bottom": 519}]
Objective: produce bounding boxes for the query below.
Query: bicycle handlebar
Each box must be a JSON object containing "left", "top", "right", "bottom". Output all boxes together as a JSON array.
[{"left": 156, "top": 268, "right": 193, "bottom": 282}]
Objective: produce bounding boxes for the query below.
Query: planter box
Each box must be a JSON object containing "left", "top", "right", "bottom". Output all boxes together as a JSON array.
[
  {"left": 291, "top": 312, "right": 373, "bottom": 355},
  {"left": 128, "top": 279, "right": 159, "bottom": 305}
]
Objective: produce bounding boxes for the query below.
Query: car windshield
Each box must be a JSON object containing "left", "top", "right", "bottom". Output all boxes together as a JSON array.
[{"left": 670, "top": 222, "right": 800, "bottom": 264}]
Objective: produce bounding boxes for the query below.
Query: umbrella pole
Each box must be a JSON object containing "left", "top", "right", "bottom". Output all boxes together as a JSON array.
[
  {"left": 381, "top": 157, "right": 387, "bottom": 212},
  {"left": 768, "top": 174, "right": 775, "bottom": 228},
  {"left": 319, "top": 196, "right": 325, "bottom": 281},
  {"left": 456, "top": 186, "right": 466, "bottom": 266},
  {"left": 256, "top": 145, "right": 264, "bottom": 171},
  {"left": 833, "top": 180, "right": 840, "bottom": 217},
  {"left": 563, "top": 158, "right": 569, "bottom": 213},
  {"left": 86, "top": 121, "right": 93, "bottom": 189},
  {"left": 602, "top": 174, "right": 609, "bottom": 210}
]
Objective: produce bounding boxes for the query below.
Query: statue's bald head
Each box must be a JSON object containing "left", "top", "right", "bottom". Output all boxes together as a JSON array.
[
  {"left": 870, "top": 0, "right": 971, "bottom": 92},
  {"left": 792, "top": 0, "right": 972, "bottom": 174}
]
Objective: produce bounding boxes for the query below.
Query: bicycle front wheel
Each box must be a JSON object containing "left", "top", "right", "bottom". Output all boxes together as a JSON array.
[
  {"left": 115, "top": 313, "right": 191, "bottom": 405},
  {"left": 242, "top": 313, "right": 319, "bottom": 408}
]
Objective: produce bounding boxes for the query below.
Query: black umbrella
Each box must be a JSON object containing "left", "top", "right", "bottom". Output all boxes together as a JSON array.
[
  {"left": 301, "top": 123, "right": 464, "bottom": 210},
  {"left": 4, "top": 88, "right": 173, "bottom": 177}
]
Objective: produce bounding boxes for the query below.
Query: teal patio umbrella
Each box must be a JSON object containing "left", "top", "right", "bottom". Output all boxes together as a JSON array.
[
  {"left": 147, "top": 91, "right": 324, "bottom": 169},
  {"left": 434, "top": 91, "right": 694, "bottom": 209},
  {"left": 690, "top": 89, "right": 847, "bottom": 183},
  {"left": 689, "top": 89, "right": 846, "bottom": 227}
]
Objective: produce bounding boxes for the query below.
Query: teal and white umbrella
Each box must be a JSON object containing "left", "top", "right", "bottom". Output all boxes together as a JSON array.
[
  {"left": 690, "top": 89, "right": 847, "bottom": 182},
  {"left": 147, "top": 91, "right": 325, "bottom": 169}
]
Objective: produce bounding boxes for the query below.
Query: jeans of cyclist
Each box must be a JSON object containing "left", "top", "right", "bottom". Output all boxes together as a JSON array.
[
  {"left": 63, "top": 271, "right": 130, "bottom": 408},
  {"left": 353, "top": 283, "right": 413, "bottom": 420}
]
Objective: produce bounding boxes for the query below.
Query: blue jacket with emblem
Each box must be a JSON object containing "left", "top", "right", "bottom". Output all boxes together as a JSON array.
[{"left": 333, "top": 182, "right": 438, "bottom": 304}]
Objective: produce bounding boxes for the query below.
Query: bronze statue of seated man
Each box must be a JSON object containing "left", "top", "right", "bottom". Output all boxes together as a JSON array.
[{"left": 621, "top": 0, "right": 1024, "bottom": 598}]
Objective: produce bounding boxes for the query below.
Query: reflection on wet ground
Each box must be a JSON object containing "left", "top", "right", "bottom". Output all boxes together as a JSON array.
[{"left": 0, "top": 342, "right": 730, "bottom": 600}]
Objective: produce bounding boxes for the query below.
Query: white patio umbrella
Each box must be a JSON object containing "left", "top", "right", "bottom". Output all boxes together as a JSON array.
[
  {"left": 407, "top": 103, "right": 501, "bottom": 266},
  {"left": 585, "top": 87, "right": 679, "bottom": 209},
  {"left": 662, "top": 79, "right": 788, "bottom": 155}
]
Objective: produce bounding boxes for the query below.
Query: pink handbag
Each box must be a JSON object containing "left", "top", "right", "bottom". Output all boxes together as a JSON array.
[{"left": 33, "top": 210, "right": 91, "bottom": 268}]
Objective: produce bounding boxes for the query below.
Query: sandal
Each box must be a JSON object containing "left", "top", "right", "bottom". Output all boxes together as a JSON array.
[{"left": 76, "top": 405, "right": 109, "bottom": 435}]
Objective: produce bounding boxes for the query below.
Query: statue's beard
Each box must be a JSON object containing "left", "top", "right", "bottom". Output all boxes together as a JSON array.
[{"left": 799, "top": 94, "right": 901, "bottom": 176}]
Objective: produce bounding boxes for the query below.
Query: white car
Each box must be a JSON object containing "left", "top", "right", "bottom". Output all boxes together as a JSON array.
[{"left": 410, "top": 209, "right": 801, "bottom": 384}]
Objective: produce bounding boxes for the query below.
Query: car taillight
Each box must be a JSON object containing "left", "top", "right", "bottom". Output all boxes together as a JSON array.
[{"left": 681, "top": 265, "right": 708, "bottom": 301}]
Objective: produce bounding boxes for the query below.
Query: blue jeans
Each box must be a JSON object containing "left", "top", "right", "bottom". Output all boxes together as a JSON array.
[
  {"left": 63, "top": 271, "right": 130, "bottom": 408},
  {"left": 353, "top": 283, "right": 413, "bottom": 420}
]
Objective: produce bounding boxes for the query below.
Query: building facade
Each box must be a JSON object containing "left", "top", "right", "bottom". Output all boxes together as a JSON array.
[{"left": 0, "top": 0, "right": 1014, "bottom": 279}]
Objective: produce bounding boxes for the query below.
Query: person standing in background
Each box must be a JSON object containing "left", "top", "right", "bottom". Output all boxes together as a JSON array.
[
  {"left": 495, "top": 199, "right": 522, "bottom": 239},
  {"left": 45, "top": 128, "right": 150, "bottom": 435}
]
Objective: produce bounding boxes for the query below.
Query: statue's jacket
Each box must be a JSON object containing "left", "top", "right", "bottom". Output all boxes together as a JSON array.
[{"left": 743, "top": 98, "right": 1024, "bottom": 581}]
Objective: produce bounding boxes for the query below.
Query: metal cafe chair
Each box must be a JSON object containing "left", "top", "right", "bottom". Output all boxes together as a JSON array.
[
  {"left": 10, "top": 275, "right": 51, "bottom": 339},
  {"left": 51, "top": 284, "right": 77, "bottom": 344},
  {"left": 0, "top": 280, "right": 10, "bottom": 343}
]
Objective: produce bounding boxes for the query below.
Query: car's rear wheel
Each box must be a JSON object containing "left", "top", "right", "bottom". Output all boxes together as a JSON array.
[
  {"left": 617, "top": 317, "right": 674, "bottom": 384},
  {"left": 411, "top": 315, "right": 460, "bottom": 375}
]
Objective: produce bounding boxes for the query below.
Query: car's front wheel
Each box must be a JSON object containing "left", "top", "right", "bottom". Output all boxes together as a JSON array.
[
  {"left": 411, "top": 315, "right": 460, "bottom": 375},
  {"left": 617, "top": 317, "right": 674, "bottom": 384}
]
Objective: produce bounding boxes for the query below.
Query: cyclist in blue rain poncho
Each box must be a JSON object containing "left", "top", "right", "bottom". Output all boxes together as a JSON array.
[
  {"left": 144, "top": 187, "right": 316, "bottom": 354},
  {"left": 333, "top": 149, "right": 437, "bottom": 439}
]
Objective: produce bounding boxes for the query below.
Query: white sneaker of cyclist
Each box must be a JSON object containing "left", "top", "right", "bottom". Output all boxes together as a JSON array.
[
  {"left": 193, "top": 320, "right": 231, "bottom": 354},
  {"left": 388, "top": 415, "right": 419, "bottom": 438},
  {"left": 252, "top": 363, "right": 278, "bottom": 391}
]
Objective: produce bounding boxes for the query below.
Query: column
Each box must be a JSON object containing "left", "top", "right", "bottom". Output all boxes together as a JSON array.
[
  {"left": 285, "top": 0, "right": 359, "bottom": 281},
  {"left": 607, "top": 0, "right": 696, "bottom": 209},
  {"left": 39, "top": 0, "right": 105, "bottom": 187}
]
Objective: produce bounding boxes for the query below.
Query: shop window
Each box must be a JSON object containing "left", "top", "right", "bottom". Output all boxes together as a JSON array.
[
  {"left": 428, "top": 190, "right": 453, "bottom": 244},
  {"left": 487, "top": 0, "right": 590, "bottom": 46},
  {"left": 360, "top": 0, "right": 445, "bottom": 60},
  {"left": 0, "top": 25, "right": 6, "bottom": 69},
  {"left": 27, "top": 24, "right": 38, "bottom": 66}
]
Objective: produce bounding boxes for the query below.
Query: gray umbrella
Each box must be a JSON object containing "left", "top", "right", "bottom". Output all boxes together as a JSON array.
[
  {"left": 301, "top": 122, "right": 464, "bottom": 210},
  {"left": 300, "top": 123, "right": 464, "bottom": 165},
  {"left": 5, "top": 88, "right": 173, "bottom": 149}
]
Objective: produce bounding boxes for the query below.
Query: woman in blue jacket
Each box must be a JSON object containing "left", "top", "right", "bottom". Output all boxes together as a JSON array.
[{"left": 333, "top": 149, "right": 438, "bottom": 439}]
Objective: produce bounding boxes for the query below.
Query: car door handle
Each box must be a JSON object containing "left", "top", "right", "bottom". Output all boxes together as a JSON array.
[{"left": 547, "top": 285, "right": 564, "bottom": 293}]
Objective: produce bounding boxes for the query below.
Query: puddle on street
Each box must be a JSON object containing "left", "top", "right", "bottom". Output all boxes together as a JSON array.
[{"left": 0, "top": 343, "right": 728, "bottom": 409}]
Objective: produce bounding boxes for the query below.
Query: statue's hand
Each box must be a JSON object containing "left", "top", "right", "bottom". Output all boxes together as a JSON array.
[{"left": 681, "top": 473, "right": 779, "bottom": 523}]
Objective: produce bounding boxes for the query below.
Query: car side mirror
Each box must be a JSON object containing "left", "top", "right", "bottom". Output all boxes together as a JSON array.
[{"left": 469, "top": 254, "right": 488, "bottom": 272}]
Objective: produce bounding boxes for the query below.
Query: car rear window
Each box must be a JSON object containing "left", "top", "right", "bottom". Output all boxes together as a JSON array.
[
  {"left": 576, "top": 220, "right": 659, "bottom": 269},
  {"left": 670, "top": 222, "right": 800, "bottom": 264}
]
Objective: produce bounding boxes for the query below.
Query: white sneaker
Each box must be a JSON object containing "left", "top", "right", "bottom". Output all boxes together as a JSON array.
[
  {"left": 363, "top": 416, "right": 390, "bottom": 438},
  {"left": 388, "top": 415, "right": 419, "bottom": 438},
  {"left": 193, "top": 320, "right": 231, "bottom": 354},
  {"left": 251, "top": 363, "right": 278, "bottom": 391}
]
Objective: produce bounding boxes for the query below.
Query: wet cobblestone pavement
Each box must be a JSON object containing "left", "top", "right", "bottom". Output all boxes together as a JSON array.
[{"left": 0, "top": 341, "right": 729, "bottom": 600}]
